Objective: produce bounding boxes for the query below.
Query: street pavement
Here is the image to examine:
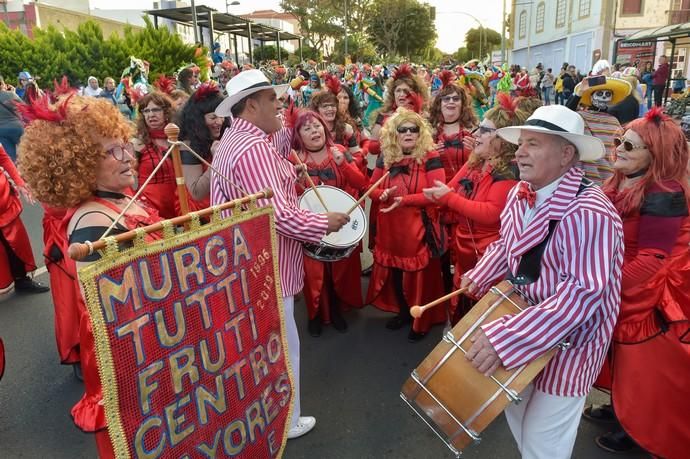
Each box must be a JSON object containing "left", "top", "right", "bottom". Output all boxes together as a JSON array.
[{"left": 0, "top": 200, "right": 649, "bottom": 458}]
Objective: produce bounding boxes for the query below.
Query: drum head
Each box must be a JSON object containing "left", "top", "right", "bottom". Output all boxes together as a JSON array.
[{"left": 298, "top": 185, "right": 367, "bottom": 248}]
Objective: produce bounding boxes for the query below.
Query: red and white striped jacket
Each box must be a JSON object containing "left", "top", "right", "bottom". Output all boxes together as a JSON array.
[
  {"left": 211, "top": 117, "right": 328, "bottom": 297},
  {"left": 466, "top": 167, "right": 624, "bottom": 397}
]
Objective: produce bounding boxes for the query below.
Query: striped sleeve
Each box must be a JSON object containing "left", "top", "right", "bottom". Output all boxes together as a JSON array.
[
  {"left": 234, "top": 144, "right": 327, "bottom": 244},
  {"left": 268, "top": 125, "right": 294, "bottom": 159},
  {"left": 481, "top": 208, "right": 621, "bottom": 369}
]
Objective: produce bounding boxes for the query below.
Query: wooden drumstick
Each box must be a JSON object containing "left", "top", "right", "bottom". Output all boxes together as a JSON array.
[
  {"left": 410, "top": 287, "right": 468, "bottom": 319},
  {"left": 292, "top": 151, "right": 329, "bottom": 212},
  {"left": 346, "top": 171, "right": 390, "bottom": 215}
]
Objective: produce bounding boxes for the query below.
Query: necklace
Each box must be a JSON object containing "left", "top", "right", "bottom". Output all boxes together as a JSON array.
[
  {"left": 625, "top": 169, "right": 647, "bottom": 179},
  {"left": 94, "top": 190, "right": 127, "bottom": 200}
]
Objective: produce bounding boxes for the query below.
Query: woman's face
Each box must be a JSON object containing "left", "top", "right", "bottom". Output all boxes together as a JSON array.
[
  {"left": 612, "top": 129, "right": 652, "bottom": 176},
  {"left": 337, "top": 90, "right": 350, "bottom": 114},
  {"left": 473, "top": 119, "right": 499, "bottom": 160},
  {"left": 204, "top": 112, "right": 225, "bottom": 140},
  {"left": 191, "top": 72, "right": 200, "bottom": 86},
  {"left": 396, "top": 121, "right": 420, "bottom": 152},
  {"left": 172, "top": 96, "right": 188, "bottom": 112},
  {"left": 105, "top": 79, "right": 116, "bottom": 91},
  {"left": 89, "top": 79, "right": 99, "bottom": 89},
  {"left": 440, "top": 91, "right": 462, "bottom": 122},
  {"left": 95, "top": 138, "right": 136, "bottom": 192},
  {"left": 298, "top": 118, "right": 326, "bottom": 151},
  {"left": 142, "top": 101, "right": 166, "bottom": 130},
  {"left": 394, "top": 82, "right": 413, "bottom": 109},
  {"left": 317, "top": 101, "right": 338, "bottom": 123}
]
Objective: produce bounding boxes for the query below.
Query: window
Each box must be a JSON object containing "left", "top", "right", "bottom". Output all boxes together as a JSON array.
[
  {"left": 519, "top": 10, "right": 527, "bottom": 39},
  {"left": 579, "top": 0, "right": 591, "bottom": 18},
  {"left": 621, "top": 0, "right": 643, "bottom": 15},
  {"left": 536, "top": 2, "right": 545, "bottom": 33},
  {"left": 556, "top": 0, "right": 566, "bottom": 27}
]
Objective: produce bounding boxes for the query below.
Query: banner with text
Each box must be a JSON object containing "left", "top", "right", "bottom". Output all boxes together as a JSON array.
[{"left": 79, "top": 205, "right": 292, "bottom": 459}]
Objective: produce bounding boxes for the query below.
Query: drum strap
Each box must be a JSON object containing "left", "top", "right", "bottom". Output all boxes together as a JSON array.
[{"left": 507, "top": 178, "right": 593, "bottom": 285}]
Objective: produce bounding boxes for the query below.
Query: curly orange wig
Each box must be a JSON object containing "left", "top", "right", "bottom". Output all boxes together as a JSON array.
[{"left": 17, "top": 96, "right": 132, "bottom": 208}]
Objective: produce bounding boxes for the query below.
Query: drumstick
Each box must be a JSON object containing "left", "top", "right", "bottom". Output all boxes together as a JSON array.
[
  {"left": 292, "top": 151, "right": 329, "bottom": 212},
  {"left": 346, "top": 171, "right": 390, "bottom": 215},
  {"left": 410, "top": 287, "right": 468, "bottom": 319}
]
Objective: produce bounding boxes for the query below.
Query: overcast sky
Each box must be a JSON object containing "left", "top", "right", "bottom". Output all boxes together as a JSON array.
[{"left": 90, "top": 0, "right": 511, "bottom": 54}]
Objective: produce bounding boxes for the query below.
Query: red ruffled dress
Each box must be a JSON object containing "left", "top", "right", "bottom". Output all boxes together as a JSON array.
[
  {"left": 65, "top": 197, "right": 162, "bottom": 458},
  {"left": 0, "top": 145, "right": 36, "bottom": 290},
  {"left": 365, "top": 151, "right": 448, "bottom": 333},
  {"left": 292, "top": 145, "right": 367, "bottom": 322},
  {"left": 437, "top": 163, "right": 517, "bottom": 320},
  {"left": 136, "top": 132, "right": 179, "bottom": 219},
  {"left": 178, "top": 147, "right": 211, "bottom": 213},
  {"left": 602, "top": 181, "right": 690, "bottom": 459}
]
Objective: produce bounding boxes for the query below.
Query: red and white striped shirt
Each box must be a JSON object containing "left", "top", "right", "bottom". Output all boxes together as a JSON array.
[
  {"left": 466, "top": 167, "right": 624, "bottom": 397},
  {"left": 211, "top": 117, "right": 328, "bottom": 297}
]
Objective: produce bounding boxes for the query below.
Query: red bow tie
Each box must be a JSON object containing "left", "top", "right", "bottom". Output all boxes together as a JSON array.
[{"left": 516, "top": 182, "right": 536, "bottom": 208}]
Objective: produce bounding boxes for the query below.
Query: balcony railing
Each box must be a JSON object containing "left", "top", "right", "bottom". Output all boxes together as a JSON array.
[{"left": 668, "top": 9, "right": 690, "bottom": 24}]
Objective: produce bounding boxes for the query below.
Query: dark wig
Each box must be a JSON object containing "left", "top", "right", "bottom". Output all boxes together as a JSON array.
[
  {"left": 178, "top": 86, "right": 227, "bottom": 160},
  {"left": 339, "top": 84, "right": 361, "bottom": 121}
]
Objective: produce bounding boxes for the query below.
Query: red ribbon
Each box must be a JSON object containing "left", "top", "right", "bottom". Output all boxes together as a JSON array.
[{"left": 516, "top": 182, "right": 536, "bottom": 208}]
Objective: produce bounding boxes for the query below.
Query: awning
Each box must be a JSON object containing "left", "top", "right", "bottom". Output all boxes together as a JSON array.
[{"left": 624, "top": 22, "right": 690, "bottom": 42}]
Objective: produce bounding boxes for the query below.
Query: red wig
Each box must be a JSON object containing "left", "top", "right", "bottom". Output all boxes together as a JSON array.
[
  {"left": 291, "top": 110, "right": 335, "bottom": 152},
  {"left": 604, "top": 107, "right": 690, "bottom": 215}
]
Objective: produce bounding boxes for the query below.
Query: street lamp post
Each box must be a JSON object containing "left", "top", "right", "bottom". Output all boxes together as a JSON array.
[
  {"left": 344, "top": 0, "right": 348, "bottom": 61},
  {"left": 226, "top": 0, "right": 239, "bottom": 14},
  {"left": 439, "top": 11, "right": 486, "bottom": 61}
]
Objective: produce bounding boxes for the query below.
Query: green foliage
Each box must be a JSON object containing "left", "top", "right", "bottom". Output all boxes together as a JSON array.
[
  {"left": 453, "top": 47, "right": 472, "bottom": 63},
  {"left": 294, "top": 45, "right": 322, "bottom": 62},
  {"left": 465, "top": 27, "right": 502, "bottom": 60},
  {"left": 0, "top": 18, "right": 206, "bottom": 88},
  {"left": 331, "top": 35, "right": 379, "bottom": 64},
  {"left": 366, "top": 0, "right": 437, "bottom": 60},
  {"left": 252, "top": 45, "right": 291, "bottom": 62}
]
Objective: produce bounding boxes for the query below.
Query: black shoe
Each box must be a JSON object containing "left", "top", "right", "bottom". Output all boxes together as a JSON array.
[
  {"left": 14, "top": 277, "right": 50, "bottom": 294},
  {"left": 583, "top": 404, "right": 617, "bottom": 424},
  {"left": 595, "top": 430, "right": 638, "bottom": 453},
  {"left": 331, "top": 311, "right": 348, "bottom": 333},
  {"left": 385, "top": 315, "right": 411, "bottom": 330},
  {"left": 308, "top": 318, "right": 322, "bottom": 337},
  {"left": 361, "top": 265, "right": 373, "bottom": 277},
  {"left": 407, "top": 330, "right": 427, "bottom": 342}
]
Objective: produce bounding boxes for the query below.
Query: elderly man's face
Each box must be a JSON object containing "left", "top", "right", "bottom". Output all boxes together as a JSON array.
[{"left": 515, "top": 130, "right": 575, "bottom": 190}]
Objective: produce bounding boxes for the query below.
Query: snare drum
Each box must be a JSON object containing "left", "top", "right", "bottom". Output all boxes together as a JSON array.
[
  {"left": 400, "top": 281, "right": 557, "bottom": 457},
  {"left": 298, "top": 185, "right": 367, "bottom": 262}
]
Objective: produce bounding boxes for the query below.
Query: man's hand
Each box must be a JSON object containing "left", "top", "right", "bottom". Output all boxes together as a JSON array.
[
  {"left": 465, "top": 328, "right": 502, "bottom": 376},
  {"left": 460, "top": 276, "right": 479, "bottom": 296},
  {"left": 325, "top": 212, "right": 350, "bottom": 234}
]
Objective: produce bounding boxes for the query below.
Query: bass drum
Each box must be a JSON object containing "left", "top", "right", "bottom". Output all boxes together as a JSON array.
[{"left": 298, "top": 185, "right": 367, "bottom": 262}]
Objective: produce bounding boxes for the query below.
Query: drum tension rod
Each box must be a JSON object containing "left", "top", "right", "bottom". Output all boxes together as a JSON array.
[{"left": 442, "top": 331, "right": 522, "bottom": 404}]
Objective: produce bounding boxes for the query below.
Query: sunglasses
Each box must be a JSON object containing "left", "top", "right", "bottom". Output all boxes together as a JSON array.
[
  {"left": 613, "top": 137, "right": 647, "bottom": 151},
  {"left": 105, "top": 143, "right": 134, "bottom": 161},
  {"left": 471, "top": 125, "right": 497, "bottom": 136},
  {"left": 397, "top": 125, "right": 420, "bottom": 134},
  {"left": 142, "top": 107, "right": 163, "bottom": 115},
  {"left": 441, "top": 95, "right": 461, "bottom": 103}
]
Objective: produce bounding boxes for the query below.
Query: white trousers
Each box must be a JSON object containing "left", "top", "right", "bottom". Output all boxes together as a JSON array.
[
  {"left": 283, "top": 296, "right": 301, "bottom": 429},
  {"left": 504, "top": 383, "right": 586, "bottom": 459}
]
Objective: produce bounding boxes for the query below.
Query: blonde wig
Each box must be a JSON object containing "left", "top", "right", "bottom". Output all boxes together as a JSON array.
[
  {"left": 17, "top": 96, "right": 132, "bottom": 208},
  {"left": 380, "top": 108, "right": 434, "bottom": 168}
]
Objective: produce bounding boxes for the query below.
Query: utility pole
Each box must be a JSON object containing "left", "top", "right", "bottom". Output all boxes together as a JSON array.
[
  {"left": 344, "top": 0, "right": 348, "bottom": 61},
  {"left": 501, "top": 0, "right": 506, "bottom": 63}
]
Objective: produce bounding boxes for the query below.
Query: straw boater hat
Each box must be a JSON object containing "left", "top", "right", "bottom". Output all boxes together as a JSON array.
[
  {"left": 578, "top": 77, "right": 632, "bottom": 107},
  {"left": 496, "top": 105, "right": 605, "bottom": 161},
  {"left": 215, "top": 69, "right": 288, "bottom": 117}
]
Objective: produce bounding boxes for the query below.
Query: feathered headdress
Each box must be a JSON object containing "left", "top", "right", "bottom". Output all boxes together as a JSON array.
[
  {"left": 46, "top": 76, "right": 76, "bottom": 103},
  {"left": 193, "top": 82, "right": 220, "bottom": 101},
  {"left": 324, "top": 73, "right": 342, "bottom": 96},
  {"left": 644, "top": 106, "right": 666, "bottom": 125},
  {"left": 496, "top": 93, "right": 519, "bottom": 118},
  {"left": 153, "top": 75, "right": 177, "bottom": 95},
  {"left": 283, "top": 100, "right": 300, "bottom": 130},
  {"left": 439, "top": 70, "right": 456, "bottom": 89},
  {"left": 392, "top": 64, "right": 413, "bottom": 81},
  {"left": 406, "top": 92, "right": 424, "bottom": 114},
  {"left": 15, "top": 93, "right": 73, "bottom": 124}
]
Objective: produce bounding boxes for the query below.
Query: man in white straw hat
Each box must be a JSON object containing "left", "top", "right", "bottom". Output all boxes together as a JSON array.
[
  {"left": 460, "top": 105, "right": 625, "bottom": 459},
  {"left": 211, "top": 69, "right": 350, "bottom": 439}
]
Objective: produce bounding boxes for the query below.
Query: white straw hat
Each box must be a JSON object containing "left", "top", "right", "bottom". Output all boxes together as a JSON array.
[
  {"left": 496, "top": 105, "right": 605, "bottom": 161},
  {"left": 216, "top": 69, "right": 288, "bottom": 117}
]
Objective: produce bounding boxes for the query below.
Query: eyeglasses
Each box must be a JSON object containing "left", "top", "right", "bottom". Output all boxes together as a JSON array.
[
  {"left": 397, "top": 125, "right": 420, "bottom": 134},
  {"left": 105, "top": 143, "right": 134, "bottom": 161},
  {"left": 471, "top": 125, "right": 497, "bottom": 136},
  {"left": 320, "top": 103, "right": 337, "bottom": 110},
  {"left": 142, "top": 107, "right": 163, "bottom": 115},
  {"left": 441, "top": 96, "right": 461, "bottom": 103},
  {"left": 614, "top": 137, "right": 647, "bottom": 151}
]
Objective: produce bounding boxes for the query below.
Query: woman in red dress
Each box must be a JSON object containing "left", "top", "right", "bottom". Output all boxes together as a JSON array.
[
  {"left": 18, "top": 95, "right": 162, "bottom": 458},
  {"left": 587, "top": 108, "right": 690, "bottom": 458},
  {"left": 423, "top": 94, "right": 527, "bottom": 322},
  {"left": 365, "top": 108, "right": 446, "bottom": 342},
  {"left": 291, "top": 110, "right": 367, "bottom": 336},
  {"left": 178, "top": 82, "right": 226, "bottom": 212},
  {"left": 132, "top": 92, "right": 179, "bottom": 219}
]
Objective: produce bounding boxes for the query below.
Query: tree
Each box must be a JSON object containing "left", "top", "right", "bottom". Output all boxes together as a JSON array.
[
  {"left": 280, "top": 0, "right": 343, "bottom": 56},
  {"left": 331, "top": 35, "right": 379, "bottom": 64},
  {"left": 252, "top": 45, "right": 291, "bottom": 62},
  {"left": 366, "top": 0, "right": 436, "bottom": 60},
  {"left": 464, "top": 27, "right": 502, "bottom": 60}
]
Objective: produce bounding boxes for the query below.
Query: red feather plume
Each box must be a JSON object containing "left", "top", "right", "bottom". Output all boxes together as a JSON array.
[
  {"left": 15, "top": 93, "right": 72, "bottom": 124},
  {"left": 193, "top": 82, "right": 220, "bottom": 101},
  {"left": 406, "top": 92, "right": 424, "bottom": 114},
  {"left": 392, "top": 64, "right": 413, "bottom": 81},
  {"left": 283, "top": 100, "right": 300, "bottom": 130},
  {"left": 153, "top": 75, "right": 177, "bottom": 95},
  {"left": 496, "top": 93, "right": 519, "bottom": 118},
  {"left": 439, "top": 70, "right": 456, "bottom": 89},
  {"left": 324, "top": 73, "right": 342, "bottom": 96},
  {"left": 53, "top": 76, "right": 75, "bottom": 97},
  {"left": 644, "top": 106, "right": 666, "bottom": 125}
]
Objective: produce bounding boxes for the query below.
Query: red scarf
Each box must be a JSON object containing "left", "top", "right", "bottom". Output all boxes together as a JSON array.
[{"left": 148, "top": 128, "right": 167, "bottom": 139}]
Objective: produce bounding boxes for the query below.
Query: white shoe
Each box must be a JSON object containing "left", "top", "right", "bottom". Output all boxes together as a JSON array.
[{"left": 287, "top": 416, "right": 316, "bottom": 439}]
